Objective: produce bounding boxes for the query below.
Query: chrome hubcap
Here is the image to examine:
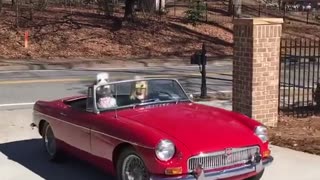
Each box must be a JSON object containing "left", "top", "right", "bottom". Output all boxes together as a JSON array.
[
  {"left": 44, "top": 125, "right": 56, "bottom": 156},
  {"left": 122, "top": 155, "right": 148, "bottom": 180}
]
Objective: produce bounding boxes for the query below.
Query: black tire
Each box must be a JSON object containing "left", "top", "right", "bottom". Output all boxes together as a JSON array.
[
  {"left": 245, "top": 169, "right": 264, "bottom": 180},
  {"left": 116, "top": 147, "right": 150, "bottom": 180},
  {"left": 41, "top": 122, "right": 63, "bottom": 162}
]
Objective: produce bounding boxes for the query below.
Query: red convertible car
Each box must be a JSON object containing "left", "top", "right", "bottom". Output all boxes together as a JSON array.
[{"left": 31, "top": 73, "right": 273, "bottom": 180}]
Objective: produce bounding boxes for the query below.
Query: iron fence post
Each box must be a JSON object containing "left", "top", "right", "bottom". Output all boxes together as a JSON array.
[
  {"left": 205, "top": 1, "right": 208, "bottom": 22},
  {"left": 173, "top": 0, "right": 176, "bottom": 16},
  {"left": 232, "top": 4, "right": 235, "bottom": 19},
  {"left": 307, "top": 10, "right": 310, "bottom": 24},
  {"left": 283, "top": 4, "right": 286, "bottom": 22},
  {"left": 258, "top": 2, "right": 261, "bottom": 17},
  {"left": 200, "top": 43, "right": 207, "bottom": 99}
]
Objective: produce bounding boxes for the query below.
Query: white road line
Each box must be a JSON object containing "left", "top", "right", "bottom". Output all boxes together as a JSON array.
[{"left": 0, "top": 102, "right": 35, "bottom": 107}]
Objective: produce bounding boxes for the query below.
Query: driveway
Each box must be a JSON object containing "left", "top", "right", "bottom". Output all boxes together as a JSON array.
[{"left": 0, "top": 108, "right": 320, "bottom": 180}]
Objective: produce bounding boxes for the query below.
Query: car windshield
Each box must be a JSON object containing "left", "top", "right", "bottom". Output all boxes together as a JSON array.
[{"left": 94, "top": 79, "right": 190, "bottom": 111}]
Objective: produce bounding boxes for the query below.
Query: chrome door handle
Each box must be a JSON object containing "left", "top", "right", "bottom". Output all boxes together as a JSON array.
[{"left": 60, "top": 112, "right": 67, "bottom": 116}]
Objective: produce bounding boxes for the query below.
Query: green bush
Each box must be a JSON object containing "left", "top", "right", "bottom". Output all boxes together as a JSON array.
[{"left": 185, "top": 0, "right": 206, "bottom": 26}]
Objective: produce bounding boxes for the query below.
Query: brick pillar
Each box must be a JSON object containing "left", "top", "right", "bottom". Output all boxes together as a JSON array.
[{"left": 232, "top": 18, "right": 283, "bottom": 127}]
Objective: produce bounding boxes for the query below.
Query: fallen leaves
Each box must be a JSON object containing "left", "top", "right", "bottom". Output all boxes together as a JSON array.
[{"left": 0, "top": 5, "right": 234, "bottom": 60}]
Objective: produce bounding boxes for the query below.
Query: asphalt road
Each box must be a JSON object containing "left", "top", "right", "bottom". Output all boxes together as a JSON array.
[
  {"left": 0, "top": 65, "right": 232, "bottom": 110},
  {"left": 0, "top": 62, "right": 317, "bottom": 109}
]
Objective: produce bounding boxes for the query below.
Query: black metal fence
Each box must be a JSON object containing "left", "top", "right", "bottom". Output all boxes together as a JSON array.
[
  {"left": 165, "top": 1, "right": 232, "bottom": 23},
  {"left": 279, "top": 38, "right": 320, "bottom": 117},
  {"left": 241, "top": 4, "right": 320, "bottom": 25}
]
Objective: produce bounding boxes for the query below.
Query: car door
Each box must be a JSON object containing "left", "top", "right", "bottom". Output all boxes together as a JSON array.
[
  {"left": 89, "top": 83, "right": 118, "bottom": 160},
  {"left": 57, "top": 100, "right": 92, "bottom": 153},
  {"left": 90, "top": 111, "right": 117, "bottom": 160}
]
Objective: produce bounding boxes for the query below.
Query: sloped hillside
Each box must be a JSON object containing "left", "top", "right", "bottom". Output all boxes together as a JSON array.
[{"left": 0, "top": 4, "right": 233, "bottom": 60}]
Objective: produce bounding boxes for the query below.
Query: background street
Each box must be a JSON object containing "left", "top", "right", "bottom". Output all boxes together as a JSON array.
[{"left": 0, "top": 65, "right": 232, "bottom": 110}]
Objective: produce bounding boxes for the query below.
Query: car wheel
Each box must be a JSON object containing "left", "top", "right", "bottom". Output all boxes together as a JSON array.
[
  {"left": 245, "top": 169, "right": 264, "bottom": 180},
  {"left": 42, "top": 122, "right": 62, "bottom": 162},
  {"left": 116, "top": 148, "right": 150, "bottom": 180}
]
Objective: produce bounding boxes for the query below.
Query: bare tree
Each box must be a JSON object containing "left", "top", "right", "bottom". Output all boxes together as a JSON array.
[
  {"left": 96, "top": 0, "right": 118, "bottom": 16},
  {"left": 228, "top": 0, "right": 233, "bottom": 15},
  {"left": 0, "top": 0, "right": 2, "bottom": 13},
  {"left": 123, "top": 0, "right": 135, "bottom": 22},
  {"left": 38, "top": 0, "right": 48, "bottom": 10},
  {"left": 29, "top": 0, "right": 33, "bottom": 20},
  {"left": 15, "top": 0, "right": 19, "bottom": 28}
]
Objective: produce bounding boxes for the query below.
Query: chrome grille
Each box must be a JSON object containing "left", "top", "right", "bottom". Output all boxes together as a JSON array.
[{"left": 187, "top": 146, "right": 260, "bottom": 172}]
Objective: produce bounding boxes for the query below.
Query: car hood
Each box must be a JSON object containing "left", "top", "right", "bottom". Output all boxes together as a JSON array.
[{"left": 118, "top": 102, "right": 262, "bottom": 155}]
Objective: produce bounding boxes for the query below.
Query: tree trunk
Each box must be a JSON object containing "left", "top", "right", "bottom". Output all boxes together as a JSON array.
[
  {"left": 38, "top": 0, "right": 48, "bottom": 10},
  {"left": 138, "top": 0, "right": 154, "bottom": 13},
  {"left": 123, "top": 0, "right": 135, "bottom": 22},
  {"left": 15, "top": 0, "right": 19, "bottom": 28},
  {"left": 228, "top": 0, "right": 233, "bottom": 15},
  {"left": 0, "top": 0, "right": 2, "bottom": 13},
  {"left": 29, "top": 0, "right": 33, "bottom": 21},
  {"left": 103, "top": 0, "right": 115, "bottom": 17}
]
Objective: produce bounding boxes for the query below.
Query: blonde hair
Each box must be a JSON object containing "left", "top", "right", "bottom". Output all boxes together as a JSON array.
[{"left": 130, "top": 79, "right": 148, "bottom": 100}]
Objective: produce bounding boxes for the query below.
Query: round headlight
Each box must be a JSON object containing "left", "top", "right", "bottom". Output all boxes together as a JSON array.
[
  {"left": 255, "top": 126, "right": 269, "bottom": 143},
  {"left": 155, "top": 139, "right": 175, "bottom": 161}
]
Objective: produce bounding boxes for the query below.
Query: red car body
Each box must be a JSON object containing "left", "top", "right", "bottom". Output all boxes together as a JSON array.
[{"left": 31, "top": 77, "right": 273, "bottom": 180}]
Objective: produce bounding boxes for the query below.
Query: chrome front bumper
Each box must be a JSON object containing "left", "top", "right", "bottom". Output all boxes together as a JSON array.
[{"left": 150, "top": 156, "right": 273, "bottom": 180}]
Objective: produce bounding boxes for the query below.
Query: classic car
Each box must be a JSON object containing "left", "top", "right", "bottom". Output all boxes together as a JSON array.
[{"left": 31, "top": 73, "right": 273, "bottom": 180}]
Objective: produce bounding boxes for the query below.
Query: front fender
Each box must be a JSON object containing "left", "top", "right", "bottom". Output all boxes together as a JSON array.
[{"left": 114, "top": 116, "right": 192, "bottom": 175}]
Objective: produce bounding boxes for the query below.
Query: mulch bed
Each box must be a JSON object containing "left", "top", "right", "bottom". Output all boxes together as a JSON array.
[{"left": 269, "top": 114, "right": 320, "bottom": 155}]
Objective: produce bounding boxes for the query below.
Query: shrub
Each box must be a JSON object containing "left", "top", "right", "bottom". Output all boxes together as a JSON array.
[{"left": 185, "top": 0, "right": 206, "bottom": 26}]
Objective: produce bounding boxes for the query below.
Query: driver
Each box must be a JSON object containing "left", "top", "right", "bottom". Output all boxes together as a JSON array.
[{"left": 130, "top": 79, "right": 148, "bottom": 102}]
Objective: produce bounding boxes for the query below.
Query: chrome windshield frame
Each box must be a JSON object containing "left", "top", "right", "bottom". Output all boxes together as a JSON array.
[{"left": 92, "top": 77, "right": 192, "bottom": 114}]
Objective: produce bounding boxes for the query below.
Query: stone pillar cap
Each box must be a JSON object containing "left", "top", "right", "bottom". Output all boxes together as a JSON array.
[{"left": 233, "top": 18, "right": 284, "bottom": 25}]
